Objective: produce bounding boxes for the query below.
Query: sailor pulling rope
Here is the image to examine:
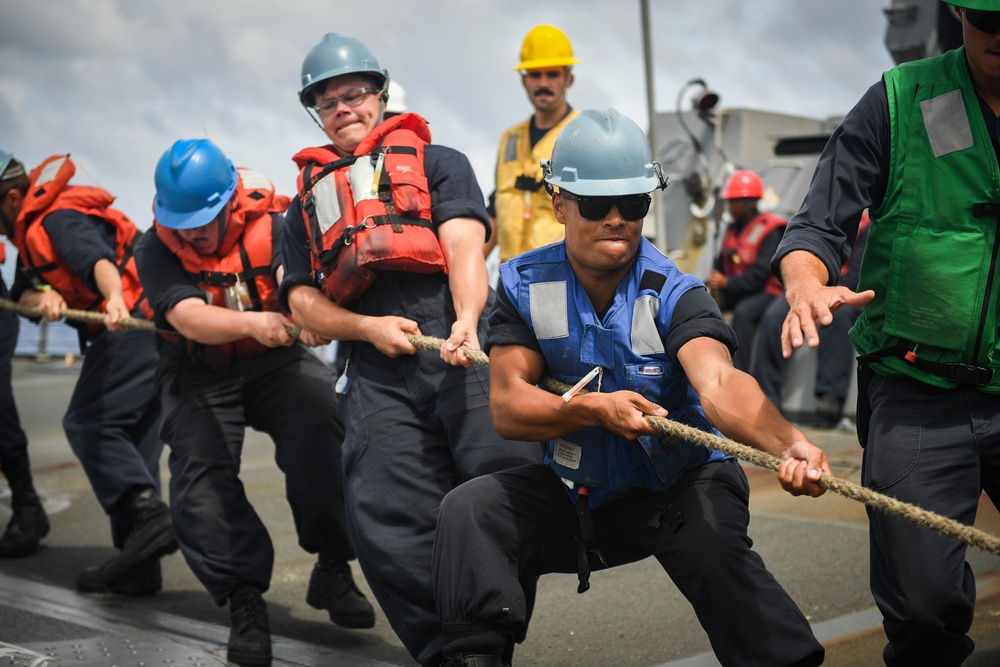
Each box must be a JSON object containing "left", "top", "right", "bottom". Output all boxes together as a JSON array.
[
  {"left": 4, "top": 295, "right": 997, "bottom": 556},
  {"left": 402, "top": 332, "right": 1000, "bottom": 557}
]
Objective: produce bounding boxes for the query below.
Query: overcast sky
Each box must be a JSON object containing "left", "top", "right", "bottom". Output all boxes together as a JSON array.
[{"left": 1, "top": 0, "right": 895, "bottom": 231}]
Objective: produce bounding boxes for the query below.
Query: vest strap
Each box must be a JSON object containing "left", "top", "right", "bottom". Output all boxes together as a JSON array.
[
  {"left": 859, "top": 341, "right": 993, "bottom": 386},
  {"left": 316, "top": 215, "right": 435, "bottom": 271},
  {"left": 573, "top": 489, "right": 607, "bottom": 595},
  {"left": 973, "top": 202, "right": 1000, "bottom": 217},
  {"left": 514, "top": 175, "right": 543, "bottom": 192}
]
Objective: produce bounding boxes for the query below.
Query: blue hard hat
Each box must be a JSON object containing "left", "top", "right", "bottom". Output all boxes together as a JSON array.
[
  {"left": 299, "top": 33, "right": 388, "bottom": 107},
  {"left": 544, "top": 109, "right": 666, "bottom": 197},
  {"left": 153, "top": 139, "right": 237, "bottom": 230}
]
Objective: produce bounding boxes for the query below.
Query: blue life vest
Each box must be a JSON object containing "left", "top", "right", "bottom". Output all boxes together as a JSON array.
[{"left": 500, "top": 238, "right": 727, "bottom": 508}]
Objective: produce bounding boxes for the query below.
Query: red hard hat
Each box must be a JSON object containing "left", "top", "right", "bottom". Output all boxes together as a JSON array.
[{"left": 722, "top": 170, "right": 763, "bottom": 200}]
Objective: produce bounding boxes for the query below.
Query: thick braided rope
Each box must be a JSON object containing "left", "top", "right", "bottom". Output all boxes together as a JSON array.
[
  {"left": 0, "top": 298, "right": 156, "bottom": 331},
  {"left": 407, "top": 333, "right": 1000, "bottom": 556},
  {"left": 0, "top": 298, "right": 302, "bottom": 338}
]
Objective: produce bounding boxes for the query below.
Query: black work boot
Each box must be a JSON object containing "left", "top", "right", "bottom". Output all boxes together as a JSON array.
[
  {"left": 441, "top": 656, "right": 510, "bottom": 667},
  {"left": 0, "top": 453, "right": 50, "bottom": 558},
  {"left": 228, "top": 584, "right": 271, "bottom": 667},
  {"left": 75, "top": 486, "right": 177, "bottom": 592},
  {"left": 0, "top": 501, "right": 49, "bottom": 558},
  {"left": 815, "top": 393, "right": 845, "bottom": 428},
  {"left": 76, "top": 556, "right": 162, "bottom": 595},
  {"left": 306, "top": 559, "right": 376, "bottom": 629}
]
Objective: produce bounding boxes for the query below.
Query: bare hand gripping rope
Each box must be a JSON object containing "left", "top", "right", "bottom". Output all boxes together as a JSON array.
[{"left": 404, "top": 333, "right": 1000, "bottom": 556}]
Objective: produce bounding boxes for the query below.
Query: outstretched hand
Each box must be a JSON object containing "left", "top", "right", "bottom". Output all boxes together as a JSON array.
[{"left": 782, "top": 285, "right": 874, "bottom": 357}]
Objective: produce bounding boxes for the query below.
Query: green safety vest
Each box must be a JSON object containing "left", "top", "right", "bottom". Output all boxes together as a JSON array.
[{"left": 851, "top": 47, "right": 1000, "bottom": 392}]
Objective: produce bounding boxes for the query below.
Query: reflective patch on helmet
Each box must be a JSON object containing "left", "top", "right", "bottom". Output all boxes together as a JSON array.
[
  {"left": 529, "top": 281, "right": 568, "bottom": 339},
  {"left": 504, "top": 134, "right": 519, "bottom": 162},
  {"left": 347, "top": 158, "right": 379, "bottom": 204},
  {"left": 631, "top": 295, "right": 664, "bottom": 355},
  {"left": 35, "top": 155, "right": 68, "bottom": 188},
  {"left": 553, "top": 438, "right": 582, "bottom": 469},
  {"left": 312, "top": 175, "right": 341, "bottom": 234},
  {"left": 921, "top": 89, "right": 973, "bottom": 158}
]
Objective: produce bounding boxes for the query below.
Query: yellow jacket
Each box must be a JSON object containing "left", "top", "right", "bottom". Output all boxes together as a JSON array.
[{"left": 494, "top": 110, "right": 578, "bottom": 261}]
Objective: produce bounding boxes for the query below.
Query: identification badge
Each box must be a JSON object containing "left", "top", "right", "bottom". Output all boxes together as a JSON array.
[{"left": 553, "top": 438, "right": 582, "bottom": 470}]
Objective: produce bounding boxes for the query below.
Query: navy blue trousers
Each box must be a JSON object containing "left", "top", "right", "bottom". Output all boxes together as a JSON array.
[
  {"left": 159, "top": 344, "right": 354, "bottom": 606},
  {"left": 63, "top": 328, "right": 163, "bottom": 547},
  {"left": 863, "top": 374, "right": 1000, "bottom": 666},
  {"left": 433, "top": 460, "right": 824, "bottom": 667},
  {"left": 341, "top": 274, "right": 543, "bottom": 665},
  {"left": 0, "top": 278, "right": 28, "bottom": 469}
]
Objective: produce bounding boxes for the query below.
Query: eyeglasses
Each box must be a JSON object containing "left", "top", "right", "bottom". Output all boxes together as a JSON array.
[
  {"left": 965, "top": 9, "right": 1000, "bottom": 35},
  {"left": 560, "top": 191, "right": 651, "bottom": 222},
  {"left": 314, "top": 87, "right": 381, "bottom": 117}
]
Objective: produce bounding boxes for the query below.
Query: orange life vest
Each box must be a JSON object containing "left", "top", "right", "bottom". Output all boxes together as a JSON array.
[
  {"left": 720, "top": 211, "right": 786, "bottom": 297},
  {"left": 13, "top": 155, "right": 145, "bottom": 331},
  {"left": 151, "top": 167, "right": 290, "bottom": 369},
  {"left": 293, "top": 112, "right": 445, "bottom": 306}
]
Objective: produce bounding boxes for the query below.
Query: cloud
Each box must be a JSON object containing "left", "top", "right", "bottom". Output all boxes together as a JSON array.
[{"left": 0, "top": 0, "right": 894, "bottom": 229}]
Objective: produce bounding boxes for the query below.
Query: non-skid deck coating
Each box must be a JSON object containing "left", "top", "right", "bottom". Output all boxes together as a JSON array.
[{"left": 2, "top": 357, "right": 1000, "bottom": 667}]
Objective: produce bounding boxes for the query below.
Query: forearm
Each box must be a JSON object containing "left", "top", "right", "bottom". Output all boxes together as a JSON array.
[
  {"left": 93, "top": 259, "right": 124, "bottom": 301},
  {"left": 778, "top": 250, "right": 830, "bottom": 304},
  {"left": 698, "top": 368, "right": 806, "bottom": 458},
  {"left": 166, "top": 299, "right": 258, "bottom": 345},
  {"left": 491, "top": 378, "right": 605, "bottom": 441},
  {"left": 448, "top": 252, "right": 488, "bottom": 328},
  {"left": 287, "top": 284, "right": 370, "bottom": 342}
]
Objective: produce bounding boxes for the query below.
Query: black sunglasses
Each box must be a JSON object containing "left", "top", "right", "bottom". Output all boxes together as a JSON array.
[
  {"left": 560, "top": 191, "right": 651, "bottom": 221},
  {"left": 965, "top": 9, "right": 1000, "bottom": 35}
]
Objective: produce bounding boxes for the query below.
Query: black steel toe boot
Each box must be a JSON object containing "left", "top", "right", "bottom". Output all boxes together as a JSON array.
[
  {"left": 440, "top": 655, "right": 510, "bottom": 667},
  {"left": 306, "top": 558, "right": 376, "bottom": 628},
  {"left": 76, "top": 556, "right": 162, "bottom": 595},
  {"left": 75, "top": 486, "right": 177, "bottom": 591},
  {"left": 0, "top": 453, "right": 50, "bottom": 558},
  {"left": 815, "top": 393, "right": 845, "bottom": 428},
  {"left": 228, "top": 584, "right": 271, "bottom": 667}
]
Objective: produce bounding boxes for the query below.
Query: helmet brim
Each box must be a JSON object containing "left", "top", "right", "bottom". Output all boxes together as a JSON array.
[{"left": 154, "top": 178, "right": 236, "bottom": 231}]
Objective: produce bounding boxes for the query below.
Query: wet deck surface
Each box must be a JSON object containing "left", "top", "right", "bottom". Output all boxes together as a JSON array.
[{"left": 1, "top": 356, "right": 999, "bottom": 666}]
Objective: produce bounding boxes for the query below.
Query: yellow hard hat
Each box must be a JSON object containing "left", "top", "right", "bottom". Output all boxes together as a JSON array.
[{"left": 514, "top": 25, "right": 581, "bottom": 71}]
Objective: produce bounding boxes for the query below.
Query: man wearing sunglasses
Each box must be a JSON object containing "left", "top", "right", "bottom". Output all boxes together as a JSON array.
[
  {"left": 774, "top": 2, "right": 1000, "bottom": 665},
  {"left": 431, "top": 109, "right": 829, "bottom": 667},
  {"left": 485, "top": 25, "right": 580, "bottom": 264}
]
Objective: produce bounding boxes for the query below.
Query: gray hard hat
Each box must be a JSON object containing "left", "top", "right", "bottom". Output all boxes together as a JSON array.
[
  {"left": 299, "top": 33, "right": 388, "bottom": 108},
  {"left": 544, "top": 108, "right": 665, "bottom": 196}
]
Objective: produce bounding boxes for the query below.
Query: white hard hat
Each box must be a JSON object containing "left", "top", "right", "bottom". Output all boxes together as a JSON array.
[{"left": 386, "top": 80, "right": 408, "bottom": 115}]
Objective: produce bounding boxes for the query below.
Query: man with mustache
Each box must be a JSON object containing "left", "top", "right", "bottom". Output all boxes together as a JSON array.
[{"left": 485, "top": 25, "right": 580, "bottom": 264}]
